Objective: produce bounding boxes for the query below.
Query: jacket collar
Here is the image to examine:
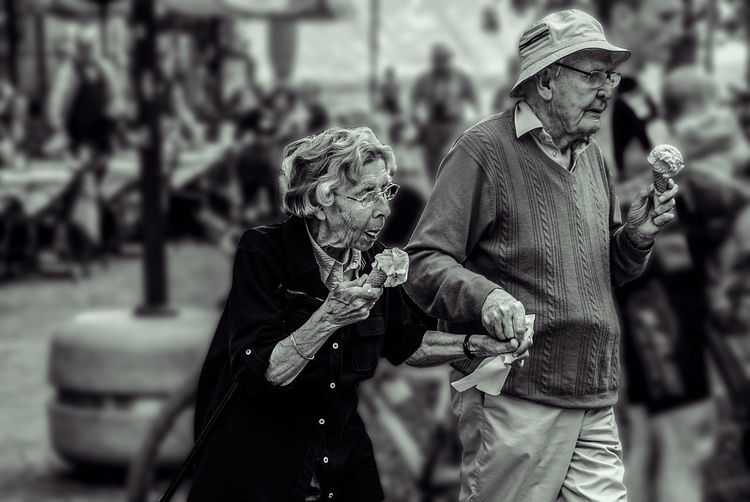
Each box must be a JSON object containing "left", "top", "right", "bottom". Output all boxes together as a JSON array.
[
  {"left": 282, "top": 215, "right": 378, "bottom": 285},
  {"left": 282, "top": 216, "right": 320, "bottom": 279}
]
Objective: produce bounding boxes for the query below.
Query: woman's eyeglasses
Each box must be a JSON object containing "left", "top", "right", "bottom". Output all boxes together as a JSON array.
[
  {"left": 554, "top": 62, "right": 622, "bottom": 89},
  {"left": 346, "top": 183, "right": 400, "bottom": 206}
]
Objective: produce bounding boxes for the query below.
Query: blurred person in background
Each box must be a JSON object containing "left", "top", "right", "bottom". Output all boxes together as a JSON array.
[
  {"left": 411, "top": 43, "right": 480, "bottom": 183},
  {"left": 269, "top": 84, "right": 307, "bottom": 146},
  {"left": 405, "top": 10, "right": 678, "bottom": 501},
  {"left": 46, "top": 27, "right": 127, "bottom": 266},
  {"left": 596, "top": 0, "right": 684, "bottom": 179},
  {"left": 187, "top": 127, "right": 520, "bottom": 502},
  {"left": 663, "top": 66, "right": 750, "bottom": 331},
  {"left": 47, "top": 27, "right": 125, "bottom": 159},
  {"left": 0, "top": 79, "right": 25, "bottom": 168},
  {"left": 157, "top": 35, "right": 207, "bottom": 149},
  {"left": 298, "top": 81, "right": 329, "bottom": 135},
  {"left": 597, "top": 3, "right": 720, "bottom": 502},
  {"left": 221, "top": 51, "right": 264, "bottom": 129},
  {"left": 230, "top": 107, "right": 282, "bottom": 229},
  {"left": 377, "top": 67, "right": 402, "bottom": 118},
  {"left": 375, "top": 66, "right": 414, "bottom": 147},
  {"left": 491, "top": 57, "right": 521, "bottom": 113}
]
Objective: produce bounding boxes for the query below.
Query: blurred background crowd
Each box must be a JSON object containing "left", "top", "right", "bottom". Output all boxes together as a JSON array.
[{"left": 1, "top": 0, "right": 750, "bottom": 501}]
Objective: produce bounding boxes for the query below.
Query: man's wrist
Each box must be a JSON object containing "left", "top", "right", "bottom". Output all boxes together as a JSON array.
[{"left": 624, "top": 224, "right": 653, "bottom": 251}]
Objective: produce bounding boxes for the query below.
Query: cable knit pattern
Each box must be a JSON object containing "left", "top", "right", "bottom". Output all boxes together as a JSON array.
[{"left": 406, "top": 111, "right": 651, "bottom": 409}]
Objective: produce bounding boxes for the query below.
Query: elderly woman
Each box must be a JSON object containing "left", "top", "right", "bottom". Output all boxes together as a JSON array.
[{"left": 187, "top": 127, "right": 518, "bottom": 502}]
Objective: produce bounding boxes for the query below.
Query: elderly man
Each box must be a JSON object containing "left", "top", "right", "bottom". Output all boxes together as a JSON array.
[{"left": 405, "top": 10, "right": 678, "bottom": 502}]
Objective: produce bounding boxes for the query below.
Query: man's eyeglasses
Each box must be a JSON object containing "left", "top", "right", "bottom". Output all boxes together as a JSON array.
[
  {"left": 346, "top": 183, "right": 400, "bottom": 206},
  {"left": 554, "top": 62, "right": 622, "bottom": 89}
]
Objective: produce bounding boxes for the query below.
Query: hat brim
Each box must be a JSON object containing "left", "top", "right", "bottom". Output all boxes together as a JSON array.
[{"left": 509, "top": 40, "right": 631, "bottom": 98}]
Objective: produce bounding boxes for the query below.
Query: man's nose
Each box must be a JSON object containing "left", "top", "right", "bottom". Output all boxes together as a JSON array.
[{"left": 597, "top": 84, "right": 613, "bottom": 101}]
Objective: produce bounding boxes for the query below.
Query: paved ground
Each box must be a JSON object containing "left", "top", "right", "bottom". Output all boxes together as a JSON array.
[
  {"left": 1, "top": 242, "right": 748, "bottom": 502},
  {"left": 0, "top": 243, "right": 230, "bottom": 501}
]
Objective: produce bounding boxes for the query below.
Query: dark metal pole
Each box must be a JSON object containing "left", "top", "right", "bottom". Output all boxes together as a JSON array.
[
  {"left": 368, "top": 0, "right": 380, "bottom": 108},
  {"left": 132, "top": 0, "right": 171, "bottom": 315},
  {"left": 4, "top": 0, "right": 18, "bottom": 85},
  {"left": 34, "top": 12, "right": 48, "bottom": 99}
]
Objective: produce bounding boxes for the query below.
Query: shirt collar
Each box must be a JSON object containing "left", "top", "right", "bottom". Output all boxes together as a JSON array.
[
  {"left": 514, "top": 100, "right": 592, "bottom": 168},
  {"left": 305, "top": 220, "right": 362, "bottom": 290},
  {"left": 514, "top": 100, "right": 547, "bottom": 139}
]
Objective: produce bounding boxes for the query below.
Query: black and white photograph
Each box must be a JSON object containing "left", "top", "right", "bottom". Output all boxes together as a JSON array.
[{"left": 1, "top": 0, "right": 749, "bottom": 501}]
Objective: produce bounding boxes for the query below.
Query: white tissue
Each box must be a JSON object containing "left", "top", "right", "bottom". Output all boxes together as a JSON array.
[{"left": 451, "top": 314, "right": 535, "bottom": 396}]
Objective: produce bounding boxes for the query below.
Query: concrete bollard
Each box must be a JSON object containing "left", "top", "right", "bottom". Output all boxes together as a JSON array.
[{"left": 47, "top": 308, "right": 216, "bottom": 468}]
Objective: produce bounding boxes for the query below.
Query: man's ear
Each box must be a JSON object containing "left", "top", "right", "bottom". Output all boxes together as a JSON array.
[{"left": 535, "top": 69, "right": 554, "bottom": 101}]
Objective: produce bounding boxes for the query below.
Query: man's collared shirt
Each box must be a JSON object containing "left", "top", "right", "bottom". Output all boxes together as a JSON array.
[
  {"left": 305, "top": 221, "right": 362, "bottom": 290},
  {"left": 514, "top": 100, "right": 591, "bottom": 172}
]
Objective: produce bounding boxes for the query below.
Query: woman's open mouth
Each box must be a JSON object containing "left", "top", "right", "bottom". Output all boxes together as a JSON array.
[{"left": 364, "top": 229, "right": 381, "bottom": 240}]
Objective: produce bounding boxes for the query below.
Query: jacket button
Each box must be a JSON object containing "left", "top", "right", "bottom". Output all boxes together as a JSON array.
[
  {"left": 329, "top": 382, "right": 336, "bottom": 389},
  {"left": 245, "top": 349, "right": 251, "bottom": 355},
  {"left": 323, "top": 456, "right": 329, "bottom": 463},
  {"left": 318, "top": 418, "right": 325, "bottom": 425},
  {"left": 332, "top": 342, "right": 339, "bottom": 349},
  {"left": 328, "top": 493, "right": 334, "bottom": 499}
]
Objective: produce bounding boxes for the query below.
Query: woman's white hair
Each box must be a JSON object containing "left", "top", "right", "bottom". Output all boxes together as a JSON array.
[{"left": 280, "top": 126, "right": 396, "bottom": 218}]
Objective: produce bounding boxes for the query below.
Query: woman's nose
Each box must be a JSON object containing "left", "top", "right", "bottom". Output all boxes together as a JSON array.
[{"left": 373, "top": 195, "right": 391, "bottom": 218}]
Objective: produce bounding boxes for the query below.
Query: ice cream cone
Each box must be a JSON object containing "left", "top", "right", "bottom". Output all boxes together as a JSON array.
[
  {"left": 367, "top": 269, "right": 388, "bottom": 288},
  {"left": 653, "top": 169, "right": 670, "bottom": 194},
  {"left": 648, "top": 145, "right": 684, "bottom": 194}
]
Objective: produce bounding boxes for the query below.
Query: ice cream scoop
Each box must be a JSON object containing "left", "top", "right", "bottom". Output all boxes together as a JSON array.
[
  {"left": 366, "top": 248, "right": 409, "bottom": 288},
  {"left": 648, "top": 144, "right": 684, "bottom": 193}
]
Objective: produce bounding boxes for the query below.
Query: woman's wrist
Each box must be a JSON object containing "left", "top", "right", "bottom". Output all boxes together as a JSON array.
[
  {"left": 309, "top": 306, "right": 339, "bottom": 337},
  {"left": 466, "top": 335, "right": 491, "bottom": 358}
]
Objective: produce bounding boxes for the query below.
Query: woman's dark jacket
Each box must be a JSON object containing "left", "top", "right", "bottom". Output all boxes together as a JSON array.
[{"left": 187, "top": 216, "right": 427, "bottom": 502}]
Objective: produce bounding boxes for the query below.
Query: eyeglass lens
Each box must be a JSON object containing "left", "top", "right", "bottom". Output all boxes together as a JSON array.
[{"left": 363, "top": 184, "right": 399, "bottom": 204}]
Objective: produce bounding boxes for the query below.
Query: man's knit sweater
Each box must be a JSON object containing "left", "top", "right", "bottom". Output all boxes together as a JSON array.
[{"left": 404, "top": 110, "right": 651, "bottom": 409}]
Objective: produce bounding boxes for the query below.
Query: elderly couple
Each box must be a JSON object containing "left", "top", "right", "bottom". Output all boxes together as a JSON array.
[{"left": 188, "top": 10, "right": 679, "bottom": 502}]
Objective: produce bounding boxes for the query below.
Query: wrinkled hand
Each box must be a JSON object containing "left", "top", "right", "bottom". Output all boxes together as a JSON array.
[
  {"left": 320, "top": 275, "right": 383, "bottom": 329},
  {"left": 625, "top": 179, "right": 679, "bottom": 249},
  {"left": 481, "top": 289, "right": 531, "bottom": 357},
  {"left": 469, "top": 335, "right": 519, "bottom": 358}
]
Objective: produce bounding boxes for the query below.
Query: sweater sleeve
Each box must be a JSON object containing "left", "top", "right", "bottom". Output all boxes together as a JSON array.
[{"left": 404, "top": 142, "right": 500, "bottom": 322}]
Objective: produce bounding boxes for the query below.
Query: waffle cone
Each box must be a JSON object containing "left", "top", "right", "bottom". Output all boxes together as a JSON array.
[
  {"left": 653, "top": 171, "right": 670, "bottom": 193},
  {"left": 367, "top": 269, "right": 388, "bottom": 287}
]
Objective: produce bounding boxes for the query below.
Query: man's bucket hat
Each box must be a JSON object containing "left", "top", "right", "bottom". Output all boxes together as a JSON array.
[{"left": 510, "top": 9, "right": 630, "bottom": 98}]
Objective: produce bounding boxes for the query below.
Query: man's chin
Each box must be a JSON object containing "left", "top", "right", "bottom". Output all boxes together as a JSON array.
[{"left": 580, "top": 120, "right": 601, "bottom": 136}]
